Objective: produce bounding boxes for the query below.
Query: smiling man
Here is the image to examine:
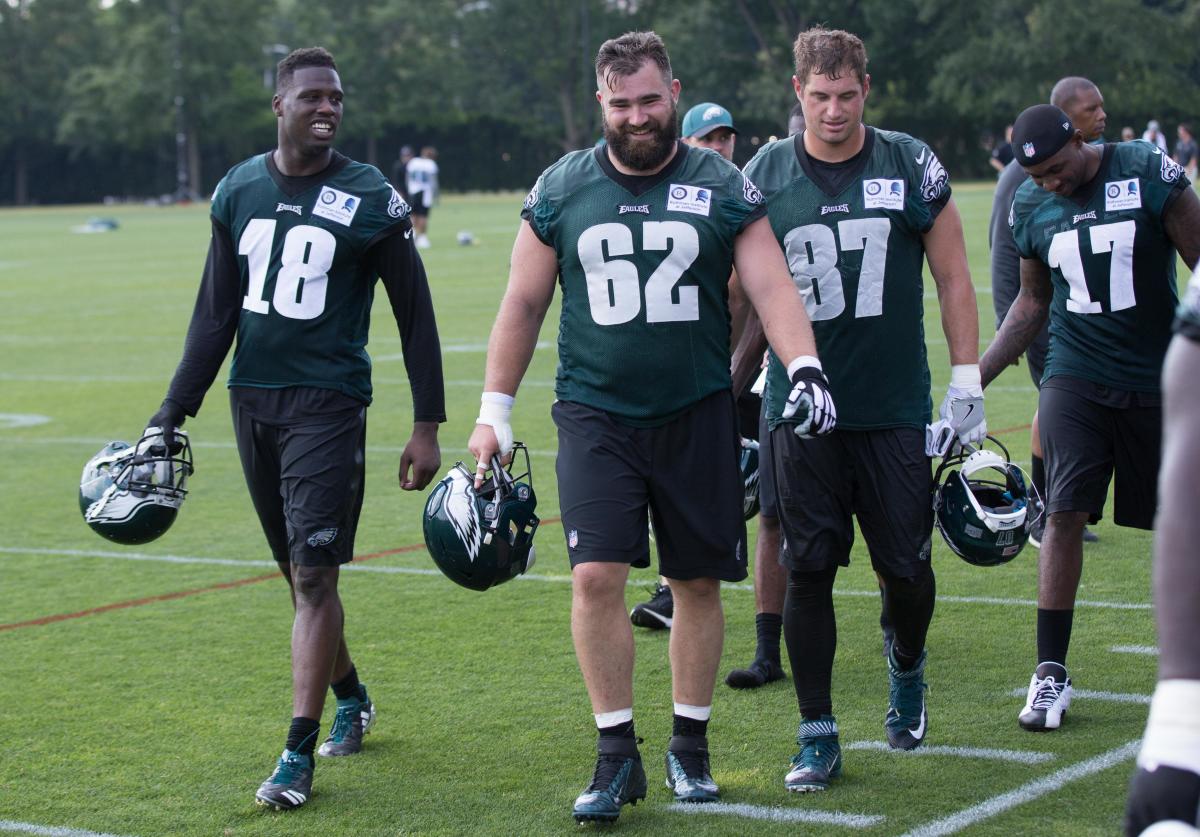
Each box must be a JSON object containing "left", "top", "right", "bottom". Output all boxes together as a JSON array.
[
  {"left": 733, "top": 26, "right": 983, "bottom": 792},
  {"left": 981, "top": 103, "right": 1200, "bottom": 734},
  {"left": 145, "top": 47, "right": 445, "bottom": 809},
  {"left": 468, "top": 30, "right": 835, "bottom": 824}
]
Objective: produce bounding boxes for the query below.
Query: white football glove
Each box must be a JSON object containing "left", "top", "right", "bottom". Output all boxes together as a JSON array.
[
  {"left": 926, "top": 365, "right": 986, "bottom": 457},
  {"left": 476, "top": 391, "right": 514, "bottom": 456},
  {"left": 781, "top": 357, "right": 837, "bottom": 438}
]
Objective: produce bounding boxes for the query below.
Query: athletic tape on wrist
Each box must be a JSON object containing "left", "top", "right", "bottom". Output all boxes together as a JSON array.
[
  {"left": 950, "top": 363, "right": 982, "bottom": 390},
  {"left": 477, "top": 391, "right": 513, "bottom": 426},
  {"left": 1138, "top": 679, "right": 1200, "bottom": 774},
  {"left": 786, "top": 355, "right": 823, "bottom": 378}
]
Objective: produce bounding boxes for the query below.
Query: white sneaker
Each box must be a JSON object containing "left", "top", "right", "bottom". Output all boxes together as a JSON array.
[
  {"left": 1018, "top": 668, "right": 1072, "bottom": 730},
  {"left": 416, "top": 234, "right": 431, "bottom": 249}
]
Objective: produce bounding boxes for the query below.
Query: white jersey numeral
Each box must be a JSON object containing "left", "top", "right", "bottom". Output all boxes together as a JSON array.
[
  {"left": 782, "top": 218, "right": 891, "bottom": 321},
  {"left": 1048, "top": 221, "right": 1137, "bottom": 315},
  {"left": 577, "top": 221, "right": 701, "bottom": 325},
  {"left": 239, "top": 219, "right": 336, "bottom": 320}
]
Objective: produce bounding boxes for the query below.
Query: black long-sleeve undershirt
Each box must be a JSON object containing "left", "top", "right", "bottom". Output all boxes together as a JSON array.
[{"left": 164, "top": 218, "right": 445, "bottom": 424}]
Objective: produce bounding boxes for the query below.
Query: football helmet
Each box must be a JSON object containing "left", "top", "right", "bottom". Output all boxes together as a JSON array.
[
  {"left": 423, "top": 442, "right": 539, "bottom": 591},
  {"left": 932, "top": 437, "right": 1037, "bottom": 567},
  {"left": 79, "top": 427, "right": 193, "bottom": 545},
  {"left": 740, "top": 438, "right": 760, "bottom": 521}
]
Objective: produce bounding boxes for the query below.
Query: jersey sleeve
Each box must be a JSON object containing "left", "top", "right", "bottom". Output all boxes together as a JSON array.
[
  {"left": 519, "top": 171, "right": 554, "bottom": 246},
  {"left": 905, "top": 138, "right": 951, "bottom": 232},
  {"left": 721, "top": 163, "right": 768, "bottom": 234},
  {"left": 1141, "top": 143, "right": 1190, "bottom": 219},
  {"left": 1008, "top": 183, "right": 1038, "bottom": 260}
]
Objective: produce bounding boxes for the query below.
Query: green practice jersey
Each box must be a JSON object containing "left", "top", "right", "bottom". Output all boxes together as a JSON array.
[
  {"left": 746, "top": 128, "right": 950, "bottom": 430},
  {"left": 1011, "top": 141, "right": 1187, "bottom": 392},
  {"left": 521, "top": 143, "right": 764, "bottom": 425},
  {"left": 212, "top": 153, "right": 410, "bottom": 403}
]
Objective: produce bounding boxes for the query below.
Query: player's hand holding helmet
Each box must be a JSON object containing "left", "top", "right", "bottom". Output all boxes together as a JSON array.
[
  {"left": 79, "top": 425, "right": 194, "bottom": 544},
  {"left": 926, "top": 364, "right": 986, "bottom": 457},
  {"left": 423, "top": 442, "right": 539, "bottom": 591},
  {"left": 782, "top": 357, "right": 836, "bottom": 438},
  {"left": 146, "top": 398, "right": 187, "bottom": 454},
  {"left": 932, "top": 437, "right": 1037, "bottom": 567}
]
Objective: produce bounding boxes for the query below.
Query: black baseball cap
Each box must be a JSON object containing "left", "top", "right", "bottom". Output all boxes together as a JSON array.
[{"left": 1012, "top": 104, "right": 1075, "bottom": 166}]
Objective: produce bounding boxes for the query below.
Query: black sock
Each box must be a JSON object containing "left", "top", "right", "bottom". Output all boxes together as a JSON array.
[
  {"left": 1036, "top": 608, "right": 1074, "bottom": 669},
  {"left": 331, "top": 665, "right": 361, "bottom": 701},
  {"left": 784, "top": 566, "right": 838, "bottom": 720},
  {"left": 881, "top": 565, "right": 936, "bottom": 670},
  {"left": 754, "top": 612, "right": 783, "bottom": 664},
  {"left": 1032, "top": 454, "right": 1046, "bottom": 504},
  {"left": 598, "top": 720, "right": 636, "bottom": 739},
  {"left": 672, "top": 714, "right": 708, "bottom": 738},
  {"left": 286, "top": 716, "right": 320, "bottom": 757}
]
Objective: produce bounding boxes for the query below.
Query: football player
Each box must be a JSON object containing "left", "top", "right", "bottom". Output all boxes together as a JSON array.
[
  {"left": 1125, "top": 268, "right": 1200, "bottom": 834},
  {"left": 980, "top": 103, "right": 1200, "bottom": 733},
  {"left": 733, "top": 26, "right": 984, "bottom": 792},
  {"left": 468, "top": 31, "right": 835, "bottom": 824},
  {"left": 990, "top": 77, "right": 1108, "bottom": 548},
  {"left": 146, "top": 47, "right": 445, "bottom": 809}
]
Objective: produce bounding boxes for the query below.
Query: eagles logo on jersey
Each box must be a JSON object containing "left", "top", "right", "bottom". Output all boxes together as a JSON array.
[
  {"left": 386, "top": 184, "right": 411, "bottom": 219},
  {"left": 523, "top": 176, "right": 543, "bottom": 211},
  {"left": 921, "top": 151, "right": 948, "bottom": 203},
  {"left": 743, "top": 173, "right": 764, "bottom": 205},
  {"left": 1155, "top": 146, "right": 1185, "bottom": 183}
]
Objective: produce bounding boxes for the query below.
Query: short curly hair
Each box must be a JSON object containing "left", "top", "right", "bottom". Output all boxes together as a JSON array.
[
  {"left": 793, "top": 27, "right": 867, "bottom": 86},
  {"left": 276, "top": 47, "right": 337, "bottom": 93}
]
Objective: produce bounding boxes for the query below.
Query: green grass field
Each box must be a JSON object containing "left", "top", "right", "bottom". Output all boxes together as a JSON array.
[{"left": 0, "top": 185, "right": 1161, "bottom": 836}]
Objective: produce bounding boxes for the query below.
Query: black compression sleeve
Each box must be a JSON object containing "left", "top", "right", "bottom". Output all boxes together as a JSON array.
[
  {"left": 164, "top": 218, "right": 241, "bottom": 416},
  {"left": 369, "top": 230, "right": 447, "bottom": 423}
]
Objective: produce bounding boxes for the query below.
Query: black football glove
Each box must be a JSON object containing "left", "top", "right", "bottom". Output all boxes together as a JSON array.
[
  {"left": 147, "top": 399, "right": 186, "bottom": 454},
  {"left": 782, "top": 364, "right": 837, "bottom": 438}
]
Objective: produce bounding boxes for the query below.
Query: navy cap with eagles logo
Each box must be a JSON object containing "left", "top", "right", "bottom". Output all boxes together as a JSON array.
[{"left": 1012, "top": 104, "right": 1076, "bottom": 167}]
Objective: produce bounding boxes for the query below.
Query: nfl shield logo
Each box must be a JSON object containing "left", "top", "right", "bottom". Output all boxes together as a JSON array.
[
  {"left": 1022, "top": 141, "right": 1036, "bottom": 158},
  {"left": 568, "top": 529, "right": 579, "bottom": 549}
]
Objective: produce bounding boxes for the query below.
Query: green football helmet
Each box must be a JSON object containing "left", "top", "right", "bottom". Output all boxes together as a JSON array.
[
  {"left": 423, "top": 442, "right": 539, "bottom": 591},
  {"left": 740, "top": 437, "right": 760, "bottom": 521},
  {"left": 933, "top": 437, "right": 1037, "bottom": 567},
  {"left": 79, "top": 427, "right": 194, "bottom": 545}
]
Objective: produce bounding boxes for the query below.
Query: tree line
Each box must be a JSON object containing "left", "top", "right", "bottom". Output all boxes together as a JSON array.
[{"left": 3, "top": 0, "right": 1199, "bottom": 205}]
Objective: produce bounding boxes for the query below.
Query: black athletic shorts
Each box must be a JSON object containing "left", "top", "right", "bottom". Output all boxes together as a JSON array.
[
  {"left": 1038, "top": 376, "right": 1161, "bottom": 529},
  {"left": 553, "top": 390, "right": 748, "bottom": 582},
  {"left": 757, "top": 405, "right": 777, "bottom": 519},
  {"left": 230, "top": 386, "right": 368, "bottom": 567},
  {"left": 771, "top": 425, "right": 932, "bottom": 578},
  {"left": 736, "top": 388, "right": 761, "bottom": 442}
]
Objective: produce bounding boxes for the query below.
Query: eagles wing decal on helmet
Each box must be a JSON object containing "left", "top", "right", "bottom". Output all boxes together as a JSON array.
[{"left": 444, "top": 469, "right": 484, "bottom": 562}]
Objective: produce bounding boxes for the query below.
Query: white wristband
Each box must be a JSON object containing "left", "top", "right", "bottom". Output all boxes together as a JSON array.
[
  {"left": 786, "top": 355, "right": 823, "bottom": 378},
  {"left": 950, "top": 363, "right": 981, "bottom": 390},
  {"left": 1138, "top": 679, "right": 1200, "bottom": 774},
  {"left": 477, "top": 391, "right": 514, "bottom": 426}
]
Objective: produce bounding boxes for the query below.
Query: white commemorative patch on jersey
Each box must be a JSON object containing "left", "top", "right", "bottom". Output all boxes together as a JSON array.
[
  {"left": 313, "top": 186, "right": 362, "bottom": 226},
  {"left": 863, "top": 178, "right": 905, "bottom": 210},
  {"left": 920, "top": 151, "right": 948, "bottom": 202},
  {"left": 1104, "top": 179, "right": 1142, "bottom": 212},
  {"left": 666, "top": 184, "right": 712, "bottom": 216},
  {"left": 1157, "top": 147, "right": 1185, "bottom": 183},
  {"left": 386, "top": 184, "right": 411, "bottom": 218}
]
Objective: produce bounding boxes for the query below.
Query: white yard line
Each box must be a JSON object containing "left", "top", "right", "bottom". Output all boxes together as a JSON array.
[
  {"left": 667, "top": 802, "right": 883, "bottom": 828},
  {"left": 1007, "top": 687, "right": 1152, "bottom": 704},
  {"left": 845, "top": 741, "right": 1055, "bottom": 764},
  {"left": 0, "top": 547, "right": 1157, "bottom": 611},
  {"left": 896, "top": 740, "right": 1140, "bottom": 837},
  {"left": 0, "top": 822, "right": 136, "bottom": 837},
  {"left": 1112, "top": 645, "right": 1159, "bottom": 655}
]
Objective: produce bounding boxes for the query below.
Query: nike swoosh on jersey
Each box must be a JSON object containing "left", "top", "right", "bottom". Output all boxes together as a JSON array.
[
  {"left": 404, "top": 229, "right": 414, "bottom": 239},
  {"left": 915, "top": 148, "right": 927, "bottom": 164}
]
